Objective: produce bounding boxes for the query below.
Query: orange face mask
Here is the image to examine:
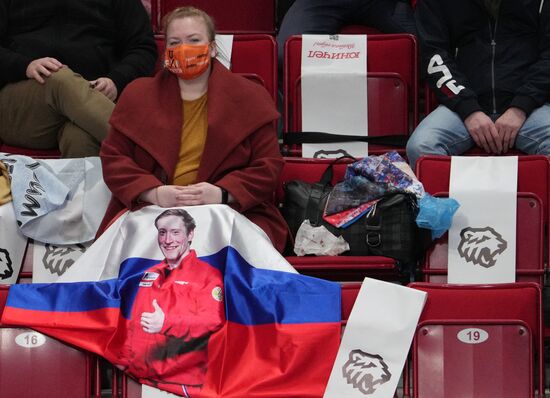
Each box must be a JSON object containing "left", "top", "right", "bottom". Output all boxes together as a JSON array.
[{"left": 164, "top": 43, "right": 211, "bottom": 80}]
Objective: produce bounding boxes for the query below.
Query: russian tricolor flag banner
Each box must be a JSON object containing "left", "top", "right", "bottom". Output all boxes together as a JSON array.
[{"left": 2, "top": 205, "right": 342, "bottom": 397}]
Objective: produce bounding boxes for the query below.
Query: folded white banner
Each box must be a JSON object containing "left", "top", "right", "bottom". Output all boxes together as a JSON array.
[
  {"left": 448, "top": 156, "right": 518, "bottom": 283},
  {"left": 301, "top": 34, "right": 368, "bottom": 158},
  {"left": 0, "top": 203, "right": 27, "bottom": 285},
  {"left": 215, "top": 34, "right": 234, "bottom": 70},
  {"left": 324, "top": 278, "right": 426, "bottom": 397},
  {"left": 1, "top": 155, "right": 110, "bottom": 244},
  {"left": 32, "top": 241, "right": 91, "bottom": 283}
]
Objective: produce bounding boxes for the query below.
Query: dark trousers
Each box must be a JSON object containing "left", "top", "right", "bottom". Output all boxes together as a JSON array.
[
  {"left": 277, "top": 0, "right": 417, "bottom": 67},
  {"left": 0, "top": 68, "right": 114, "bottom": 157}
]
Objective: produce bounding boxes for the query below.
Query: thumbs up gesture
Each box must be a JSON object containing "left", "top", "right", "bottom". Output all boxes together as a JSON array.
[{"left": 141, "top": 299, "right": 165, "bottom": 334}]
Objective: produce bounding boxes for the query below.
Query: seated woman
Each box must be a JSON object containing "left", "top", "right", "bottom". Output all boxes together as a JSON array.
[{"left": 99, "top": 6, "right": 288, "bottom": 252}]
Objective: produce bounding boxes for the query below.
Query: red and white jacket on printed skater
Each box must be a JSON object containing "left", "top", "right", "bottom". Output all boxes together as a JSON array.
[{"left": 121, "top": 250, "right": 225, "bottom": 387}]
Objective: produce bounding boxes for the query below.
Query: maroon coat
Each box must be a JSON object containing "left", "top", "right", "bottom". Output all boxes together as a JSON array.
[{"left": 99, "top": 60, "right": 288, "bottom": 252}]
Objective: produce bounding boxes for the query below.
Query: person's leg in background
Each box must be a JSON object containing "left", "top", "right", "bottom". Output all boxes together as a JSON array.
[
  {"left": 276, "top": 0, "right": 416, "bottom": 68},
  {"left": 513, "top": 103, "right": 550, "bottom": 157},
  {"left": 353, "top": 0, "right": 417, "bottom": 35},
  {"left": 276, "top": 0, "right": 296, "bottom": 30},
  {"left": 58, "top": 122, "right": 103, "bottom": 158},
  {"left": 44, "top": 67, "right": 114, "bottom": 156},
  {"left": 406, "top": 105, "right": 474, "bottom": 171},
  {"left": 407, "top": 103, "right": 550, "bottom": 171},
  {"left": 0, "top": 77, "right": 65, "bottom": 151},
  {"left": 0, "top": 67, "right": 114, "bottom": 157},
  {"left": 276, "top": 0, "right": 352, "bottom": 71}
]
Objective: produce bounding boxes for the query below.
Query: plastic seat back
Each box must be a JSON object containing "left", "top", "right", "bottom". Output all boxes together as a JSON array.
[
  {"left": 422, "top": 193, "right": 544, "bottom": 286},
  {"left": 0, "top": 286, "right": 93, "bottom": 398},
  {"left": 289, "top": 72, "right": 408, "bottom": 156},
  {"left": 283, "top": 33, "right": 418, "bottom": 136},
  {"left": 408, "top": 282, "right": 544, "bottom": 398},
  {"left": 415, "top": 319, "right": 532, "bottom": 398}
]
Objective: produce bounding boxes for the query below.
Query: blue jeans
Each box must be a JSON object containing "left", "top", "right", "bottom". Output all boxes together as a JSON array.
[{"left": 406, "top": 105, "right": 550, "bottom": 170}]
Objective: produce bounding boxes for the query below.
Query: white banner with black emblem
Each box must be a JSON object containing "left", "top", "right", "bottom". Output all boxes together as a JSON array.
[
  {"left": 448, "top": 156, "right": 518, "bottom": 283},
  {"left": 32, "top": 241, "right": 92, "bottom": 283},
  {"left": 324, "top": 278, "right": 426, "bottom": 397},
  {"left": 215, "top": 34, "right": 233, "bottom": 70},
  {"left": 301, "top": 34, "right": 368, "bottom": 158},
  {"left": 0, "top": 203, "right": 27, "bottom": 285}
]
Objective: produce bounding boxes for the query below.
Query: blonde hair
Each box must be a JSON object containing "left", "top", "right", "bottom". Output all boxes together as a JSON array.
[{"left": 162, "top": 6, "right": 216, "bottom": 42}]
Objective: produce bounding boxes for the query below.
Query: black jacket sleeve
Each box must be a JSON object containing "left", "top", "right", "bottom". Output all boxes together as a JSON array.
[
  {"left": 0, "top": 0, "right": 32, "bottom": 87},
  {"left": 0, "top": 0, "right": 157, "bottom": 92},
  {"left": 416, "top": 0, "right": 483, "bottom": 120},
  {"left": 106, "top": 0, "right": 157, "bottom": 93},
  {"left": 509, "top": 1, "right": 550, "bottom": 116}
]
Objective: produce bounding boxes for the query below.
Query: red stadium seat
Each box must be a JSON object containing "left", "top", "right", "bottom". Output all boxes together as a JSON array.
[
  {"left": 152, "top": 0, "right": 276, "bottom": 34},
  {"left": 283, "top": 33, "right": 418, "bottom": 144},
  {"left": 416, "top": 156, "right": 550, "bottom": 216},
  {"left": 421, "top": 193, "right": 544, "bottom": 286},
  {"left": 153, "top": 34, "right": 165, "bottom": 71},
  {"left": 16, "top": 239, "right": 34, "bottom": 284},
  {"left": 287, "top": 72, "right": 408, "bottom": 155},
  {"left": 408, "top": 282, "right": 544, "bottom": 398},
  {"left": 154, "top": 34, "right": 277, "bottom": 102},
  {"left": 121, "top": 374, "right": 142, "bottom": 398},
  {"left": 0, "top": 144, "right": 60, "bottom": 158},
  {"left": 416, "top": 155, "right": 550, "bottom": 269},
  {"left": 422, "top": 81, "right": 438, "bottom": 117},
  {"left": 415, "top": 320, "right": 532, "bottom": 398},
  {"left": 276, "top": 157, "right": 402, "bottom": 281},
  {"left": 340, "top": 282, "right": 361, "bottom": 327},
  {"left": 0, "top": 286, "right": 96, "bottom": 397}
]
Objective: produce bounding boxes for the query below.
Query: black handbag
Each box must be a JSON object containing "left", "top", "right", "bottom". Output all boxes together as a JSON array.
[{"left": 281, "top": 159, "right": 429, "bottom": 266}]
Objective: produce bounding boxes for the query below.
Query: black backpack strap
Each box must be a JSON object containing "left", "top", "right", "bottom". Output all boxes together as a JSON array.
[
  {"left": 283, "top": 132, "right": 409, "bottom": 147},
  {"left": 318, "top": 154, "right": 357, "bottom": 185},
  {"left": 307, "top": 155, "right": 359, "bottom": 224}
]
